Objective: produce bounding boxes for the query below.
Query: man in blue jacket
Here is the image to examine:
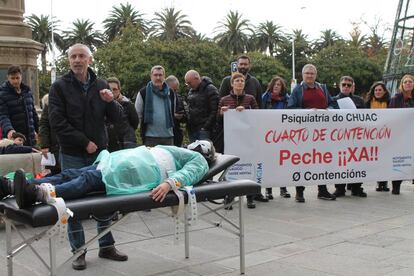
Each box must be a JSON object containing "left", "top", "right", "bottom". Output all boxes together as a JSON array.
[{"left": 288, "top": 64, "right": 336, "bottom": 203}]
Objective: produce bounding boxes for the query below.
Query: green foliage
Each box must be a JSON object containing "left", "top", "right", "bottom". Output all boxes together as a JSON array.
[
  {"left": 149, "top": 7, "right": 195, "bottom": 40},
  {"left": 214, "top": 11, "right": 252, "bottom": 55},
  {"left": 244, "top": 52, "right": 290, "bottom": 90},
  {"left": 55, "top": 56, "right": 69, "bottom": 77},
  {"left": 94, "top": 26, "right": 229, "bottom": 98},
  {"left": 103, "top": 2, "right": 147, "bottom": 41},
  {"left": 312, "top": 42, "right": 385, "bottom": 93},
  {"left": 38, "top": 71, "right": 51, "bottom": 100}
]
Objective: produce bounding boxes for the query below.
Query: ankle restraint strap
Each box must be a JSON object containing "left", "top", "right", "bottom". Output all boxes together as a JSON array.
[{"left": 42, "top": 183, "right": 73, "bottom": 243}]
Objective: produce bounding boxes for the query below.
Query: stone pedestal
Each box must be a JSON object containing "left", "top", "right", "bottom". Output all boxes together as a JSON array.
[{"left": 0, "top": 0, "right": 43, "bottom": 105}]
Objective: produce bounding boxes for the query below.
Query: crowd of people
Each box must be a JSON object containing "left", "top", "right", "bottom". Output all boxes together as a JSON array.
[{"left": 0, "top": 43, "right": 413, "bottom": 271}]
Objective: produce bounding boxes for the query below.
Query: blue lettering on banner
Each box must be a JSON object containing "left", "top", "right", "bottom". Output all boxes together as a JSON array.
[{"left": 256, "top": 163, "right": 263, "bottom": 184}]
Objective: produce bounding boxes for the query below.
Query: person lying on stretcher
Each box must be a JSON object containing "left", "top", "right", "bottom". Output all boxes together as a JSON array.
[{"left": 0, "top": 140, "right": 215, "bottom": 209}]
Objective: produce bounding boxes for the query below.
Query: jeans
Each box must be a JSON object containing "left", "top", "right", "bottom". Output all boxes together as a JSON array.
[
  {"left": 30, "top": 165, "right": 104, "bottom": 200},
  {"left": 58, "top": 152, "right": 114, "bottom": 252},
  {"left": 188, "top": 129, "right": 210, "bottom": 143}
]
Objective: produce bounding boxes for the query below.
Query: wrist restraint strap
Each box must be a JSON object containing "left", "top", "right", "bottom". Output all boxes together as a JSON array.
[
  {"left": 184, "top": 186, "right": 198, "bottom": 226},
  {"left": 42, "top": 183, "right": 73, "bottom": 243},
  {"left": 165, "top": 178, "right": 184, "bottom": 244}
]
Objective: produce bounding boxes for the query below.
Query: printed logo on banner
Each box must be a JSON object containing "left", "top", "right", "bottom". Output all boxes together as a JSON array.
[
  {"left": 392, "top": 155, "right": 413, "bottom": 175},
  {"left": 227, "top": 163, "right": 253, "bottom": 181},
  {"left": 255, "top": 162, "right": 263, "bottom": 184}
]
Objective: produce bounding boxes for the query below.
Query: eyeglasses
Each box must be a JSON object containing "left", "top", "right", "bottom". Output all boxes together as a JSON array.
[{"left": 341, "top": 83, "right": 352, "bottom": 88}]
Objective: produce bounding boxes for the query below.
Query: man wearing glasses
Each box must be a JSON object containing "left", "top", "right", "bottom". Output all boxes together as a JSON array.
[
  {"left": 135, "top": 65, "right": 176, "bottom": 146},
  {"left": 288, "top": 64, "right": 337, "bottom": 203},
  {"left": 184, "top": 70, "right": 219, "bottom": 143},
  {"left": 332, "top": 76, "right": 367, "bottom": 198}
]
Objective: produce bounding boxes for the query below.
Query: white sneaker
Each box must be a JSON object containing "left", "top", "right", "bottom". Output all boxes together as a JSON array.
[{"left": 39, "top": 183, "right": 56, "bottom": 203}]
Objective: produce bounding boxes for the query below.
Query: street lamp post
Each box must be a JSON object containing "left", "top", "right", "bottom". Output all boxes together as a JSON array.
[
  {"left": 50, "top": 0, "right": 56, "bottom": 83},
  {"left": 291, "top": 38, "right": 296, "bottom": 92}
]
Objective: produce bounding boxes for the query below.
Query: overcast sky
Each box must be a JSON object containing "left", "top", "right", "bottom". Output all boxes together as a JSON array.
[{"left": 24, "top": 0, "right": 398, "bottom": 40}]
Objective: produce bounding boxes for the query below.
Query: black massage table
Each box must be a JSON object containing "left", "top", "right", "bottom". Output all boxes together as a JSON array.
[{"left": 0, "top": 154, "right": 260, "bottom": 276}]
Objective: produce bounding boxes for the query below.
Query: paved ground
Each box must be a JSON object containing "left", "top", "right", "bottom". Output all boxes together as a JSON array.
[{"left": 2, "top": 181, "right": 414, "bottom": 275}]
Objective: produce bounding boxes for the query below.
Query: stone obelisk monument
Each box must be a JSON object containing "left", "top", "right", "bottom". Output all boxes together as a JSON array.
[{"left": 0, "top": 0, "right": 43, "bottom": 105}]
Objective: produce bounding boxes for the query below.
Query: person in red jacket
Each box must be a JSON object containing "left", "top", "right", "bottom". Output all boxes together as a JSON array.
[{"left": 218, "top": 72, "right": 267, "bottom": 209}]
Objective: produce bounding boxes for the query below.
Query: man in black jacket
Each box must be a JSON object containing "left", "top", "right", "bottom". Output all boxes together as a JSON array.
[
  {"left": 332, "top": 76, "right": 367, "bottom": 198},
  {"left": 0, "top": 65, "right": 39, "bottom": 146},
  {"left": 48, "top": 43, "right": 126, "bottom": 270},
  {"left": 185, "top": 70, "right": 219, "bottom": 142},
  {"left": 219, "top": 55, "right": 262, "bottom": 108},
  {"left": 106, "top": 77, "right": 138, "bottom": 151}
]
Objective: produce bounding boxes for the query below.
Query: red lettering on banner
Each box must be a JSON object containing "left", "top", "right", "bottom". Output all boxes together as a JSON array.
[
  {"left": 337, "top": 146, "right": 379, "bottom": 166},
  {"left": 264, "top": 128, "right": 309, "bottom": 145},
  {"left": 279, "top": 149, "right": 332, "bottom": 165}
]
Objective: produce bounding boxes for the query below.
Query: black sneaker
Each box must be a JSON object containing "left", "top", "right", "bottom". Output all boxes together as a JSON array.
[
  {"left": 247, "top": 199, "right": 256, "bottom": 209},
  {"left": 351, "top": 188, "right": 367, "bottom": 197},
  {"left": 333, "top": 189, "right": 346, "bottom": 198},
  {"left": 317, "top": 191, "right": 336, "bottom": 200},
  {"left": 72, "top": 252, "right": 87, "bottom": 270},
  {"left": 280, "top": 187, "right": 291, "bottom": 198},
  {"left": 295, "top": 194, "right": 305, "bottom": 203},
  {"left": 254, "top": 193, "right": 269, "bottom": 202}
]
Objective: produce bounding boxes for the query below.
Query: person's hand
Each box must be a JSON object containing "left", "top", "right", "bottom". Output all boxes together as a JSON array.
[
  {"left": 32, "top": 148, "right": 41, "bottom": 153},
  {"left": 151, "top": 182, "right": 171, "bottom": 202},
  {"left": 99, "top": 88, "right": 114, "bottom": 102},
  {"left": 235, "top": 106, "right": 245, "bottom": 112},
  {"left": 41, "top": 148, "right": 49, "bottom": 158},
  {"left": 7, "top": 130, "right": 16, "bottom": 139},
  {"left": 86, "top": 141, "right": 98, "bottom": 154},
  {"left": 220, "top": 106, "right": 229, "bottom": 115}
]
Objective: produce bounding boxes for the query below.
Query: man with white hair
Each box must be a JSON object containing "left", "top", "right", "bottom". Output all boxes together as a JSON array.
[
  {"left": 184, "top": 69, "right": 219, "bottom": 142},
  {"left": 48, "top": 43, "right": 125, "bottom": 270},
  {"left": 288, "top": 64, "right": 336, "bottom": 203}
]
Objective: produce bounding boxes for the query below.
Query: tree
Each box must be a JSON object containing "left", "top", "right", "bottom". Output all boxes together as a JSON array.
[
  {"left": 26, "top": 14, "right": 63, "bottom": 73},
  {"left": 243, "top": 51, "right": 290, "bottom": 90},
  {"left": 214, "top": 10, "right": 253, "bottom": 55},
  {"left": 149, "top": 7, "right": 195, "bottom": 40},
  {"left": 94, "top": 25, "right": 228, "bottom": 98},
  {"left": 103, "top": 2, "right": 147, "bottom": 41},
  {"left": 312, "top": 41, "right": 384, "bottom": 93},
  {"left": 254, "top": 20, "right": 285, "bottom": 56},
  {"left": 349, "top": 22, "right": 366, "bottom": 48},
  {"left": 278, "top": 29, "right": 313, "bottom": 80},
  {"left": 313, "top": 29, "right": 342, "bottom": 51},
  {"left": 362, "top": 17, "right": 390, "bottom": 56},
  {"left": 63, "top": 19, "right": 103, "bottom": 52}
]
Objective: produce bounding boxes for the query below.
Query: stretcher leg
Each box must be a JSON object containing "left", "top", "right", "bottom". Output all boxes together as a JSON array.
[
  {"left": 184, "top": 209, "right": 190, "bottom": 258},
  {"left": 6, "top": 218, "right": 13, "bottom": 276},
  {"left": 239, "top": 196, "right": 245, "bottom": 275},
  {"left": 49, "top": 237, "right": 57, "bottom": 276}
]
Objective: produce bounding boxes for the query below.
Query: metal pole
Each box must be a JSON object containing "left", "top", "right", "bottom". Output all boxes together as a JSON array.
[
  {"left": 292, "top": 38, "right": 295, "bottom": 81},
  {"left": 184, "top": 207, "right": 189, "bottom": 258},
  {"left": 50, "top": 0, "right": 56, "bottom": 83},
  {"left": 6, "top": 219, "right": 13, "bottom": 276},
  {"left": 239, "top": 196, "right": 245, "bottom": 274},
  {"left": 49, "top": 237, "right": 57, "bottom": 276}
]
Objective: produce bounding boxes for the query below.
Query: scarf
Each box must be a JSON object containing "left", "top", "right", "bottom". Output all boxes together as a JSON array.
[
  {"left": 370, "top": 98, "right": 388, "bottom": 109},
  {"left": 144, "top": 82, "right": 173, "bottom": 128}
]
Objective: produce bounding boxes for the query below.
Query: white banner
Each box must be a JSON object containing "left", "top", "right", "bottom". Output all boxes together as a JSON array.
[{"left": 224, "top": 109, "right": 414, "bottom": 187}]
